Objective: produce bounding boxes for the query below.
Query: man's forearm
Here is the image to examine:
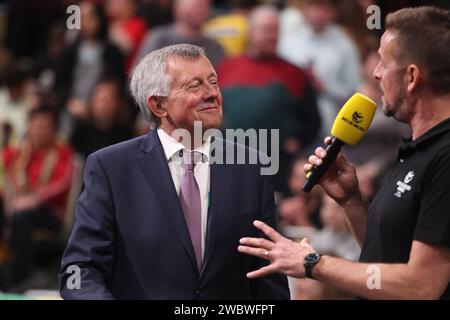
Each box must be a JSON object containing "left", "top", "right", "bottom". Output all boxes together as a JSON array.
[
  {"left": 340, "top": 196, "right": 369, "bottom": 247},
  {"left": 313, "top": 256, "right": 437, "bottom": 300}
]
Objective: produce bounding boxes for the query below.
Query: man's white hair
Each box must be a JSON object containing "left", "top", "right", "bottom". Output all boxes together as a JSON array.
[{"left": 129, "top": 44, "right": 205, "bottom": 128}]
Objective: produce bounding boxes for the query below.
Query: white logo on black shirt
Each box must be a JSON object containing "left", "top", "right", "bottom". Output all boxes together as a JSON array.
[{"left": 394, "top": 171, "right": 415, "bottom": 198}]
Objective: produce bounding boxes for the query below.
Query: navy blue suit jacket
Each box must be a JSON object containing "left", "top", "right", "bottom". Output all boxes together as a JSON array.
[{"left": 59, "top": 130, "right": 289, "bottom": 299}]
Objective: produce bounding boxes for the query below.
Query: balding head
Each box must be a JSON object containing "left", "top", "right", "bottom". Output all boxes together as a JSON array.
[{"left": 248, "top": 5, "right": 279, "bottom": 58}]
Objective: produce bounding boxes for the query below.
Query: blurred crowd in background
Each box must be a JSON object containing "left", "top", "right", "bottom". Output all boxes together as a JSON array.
[{"left": 0, "top": 0, "right": 448, "bottom": 299}]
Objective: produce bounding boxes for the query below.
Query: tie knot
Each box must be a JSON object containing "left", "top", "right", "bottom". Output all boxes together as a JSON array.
[{"left": 182, "top": 150, "right": 201, "bottom": 171}]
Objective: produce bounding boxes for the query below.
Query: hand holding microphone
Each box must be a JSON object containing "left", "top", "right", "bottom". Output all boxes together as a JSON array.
[
  {"left": 304, "top": 137, "right": 360, "bottom": 205},
  {"left": 303, "top": 93, "right": 377, "bottom": 196}
]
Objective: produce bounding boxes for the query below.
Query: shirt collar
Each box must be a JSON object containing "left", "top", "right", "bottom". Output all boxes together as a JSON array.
[
  {"left": 157, "top": 127, "right": 211, "bottom": 162},
  {"left": 400, "top": 117, "right": 450, "bottom": 152}
]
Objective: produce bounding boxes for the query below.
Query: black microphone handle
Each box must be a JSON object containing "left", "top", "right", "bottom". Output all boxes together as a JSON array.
[{"left": 303, "top": 137, "right": 345, "bottom": 193}]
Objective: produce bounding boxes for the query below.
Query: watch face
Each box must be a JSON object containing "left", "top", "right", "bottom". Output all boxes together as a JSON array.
[{"left": 305, "top": 253, "right": 320, "bottom": 264}]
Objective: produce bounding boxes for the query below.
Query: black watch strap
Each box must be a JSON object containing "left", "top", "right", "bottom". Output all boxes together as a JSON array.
[
  {"left": 305, "top": 264, "right": 314, "bottom": 279},
  {"left": 304, "top": 253, "right": 321, "bottom": 279}
]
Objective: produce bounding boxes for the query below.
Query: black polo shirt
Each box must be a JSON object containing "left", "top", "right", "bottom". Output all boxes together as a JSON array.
[{"left": 359, "top": 117, "right": 450, "bottom": 300}]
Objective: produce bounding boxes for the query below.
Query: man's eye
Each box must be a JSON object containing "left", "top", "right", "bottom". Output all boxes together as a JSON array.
[{"left": 189, "top": 83, "right": 200, "bottom": 89}]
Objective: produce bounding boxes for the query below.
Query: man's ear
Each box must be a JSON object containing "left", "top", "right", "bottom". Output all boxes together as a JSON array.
[
  {"left": 147, "top": 96, "right": 167, "bottom": 119},
  {"left": 406, "top": 64, "right": 421, "bottom": 93}
]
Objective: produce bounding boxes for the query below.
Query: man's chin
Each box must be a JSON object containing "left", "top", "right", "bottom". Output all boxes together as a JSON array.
[
  {"left": 384, "top": 110, "right": 394, "bottom": 118},
  {"left": 380, "top": 98, "right": 392, "bottom": 117},
  {"left": 197, "top": 116, "right": 222, "bottom": 131},
  {"left": 381, "top": 104, "right": 395, "bottom": 118}
]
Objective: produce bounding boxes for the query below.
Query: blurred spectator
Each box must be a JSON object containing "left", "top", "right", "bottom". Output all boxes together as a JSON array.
[
  {"left": 1, "top": 123, "right": 13, "bottom": 149},
  {"left": 336, "top": 0, "right": 379, "bottom": 58},
  {"left": 138, "top": 0, "right": 173, "bottom": 28},
  {"left": 133, "top": 110, "right": 152, "bottom": 136},
  {"left": 278, "top": 0, "right": 362, "bottom": 138},
  {"left": 106, "top": 0, "right": 148, "bottom": 72},
  {"left": 311, "top": 195, "right": 360, "bottom": 261},
  {"left": 279, "top": 0, "right": 306, "bottom": 42},
  {"left": 204, "top": 0, "right": 259, "bottom": 57},
  {"left": 25, "top": 81, "right": 57, "bottom": 112},
  {"left": 31, "top": 23, "right": 66, "bottom": 97},
  {"left": 56, "top": 1, "right": 125, "bottom": 135},
  {"left": 0, "top": 64, "right": 31, "bottom": 143},
  {"left": 1, "top": 107, "right": 74, "bottom": 289},
  {"left": 278, "top": 156, "right": 322, "bottom": 233},
  {"left": 292, "top": 194, "right": 360, "bottom": 300},
  {"left": 217, "top": 5, "right": 320, "bottom": 192},
  {"left": 70, "top": 78, "right": 134, "bottom": 158},
  {"left": 0, "top": 196, "right": 3, "bottom": 243},
  {"left": 136, "top": 0, "right": 225, "bottom": 66},
  {"left": 5, "top": 0, "right": 65, "bottom": 59}
]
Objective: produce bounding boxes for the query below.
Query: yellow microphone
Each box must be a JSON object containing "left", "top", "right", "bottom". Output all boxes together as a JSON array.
[{"left": 303, "top": 93, "right": 377, "bottom": 192}]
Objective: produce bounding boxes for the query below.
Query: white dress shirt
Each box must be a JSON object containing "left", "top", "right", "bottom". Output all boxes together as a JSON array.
[{"left": 157, "top": 128, "right": 210, "bottom": 258}]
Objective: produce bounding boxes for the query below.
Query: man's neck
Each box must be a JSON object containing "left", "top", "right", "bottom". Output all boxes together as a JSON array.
[
  {"left": 31, "top": 139, "right": 55, "bottom": 151},
  {"left": 94, "top": 117, "right": 115, "bottom": 131},
  {"left": 410, "top": 94, "right": 450, "bottom": 140},
  {"left": 311, "top": 24, "right": 329, "bottom": 35},
  {"left": 246, "top": 48, "right": 276, "bottom": 61}
]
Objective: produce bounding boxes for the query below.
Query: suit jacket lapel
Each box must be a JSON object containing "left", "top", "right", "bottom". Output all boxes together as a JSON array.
[{"left": 136, "top": 130, "right": 198, "bottom": 271}]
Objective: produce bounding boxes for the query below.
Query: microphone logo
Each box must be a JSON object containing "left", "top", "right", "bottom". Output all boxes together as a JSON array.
[{"left": 352, "top": 112, "right": 364, "bottom": 123}]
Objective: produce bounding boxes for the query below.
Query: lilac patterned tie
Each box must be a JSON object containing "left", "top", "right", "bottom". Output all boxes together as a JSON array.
[{"left": 180, "top": 150, "right": 202, "bottom": 270}]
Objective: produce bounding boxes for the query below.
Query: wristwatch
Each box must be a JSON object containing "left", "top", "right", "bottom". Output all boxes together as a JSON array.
[{"left": 304, "top": 252, "right": 322, "bottom": 279}]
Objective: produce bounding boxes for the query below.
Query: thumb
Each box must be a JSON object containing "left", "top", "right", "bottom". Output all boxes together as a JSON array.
[{"left": 300, "top": 238, "right": 310, "bottom": 245}]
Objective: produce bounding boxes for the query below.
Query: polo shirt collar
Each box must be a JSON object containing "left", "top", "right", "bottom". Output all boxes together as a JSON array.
[{"left": 400, "top": 117, "right": 450, "bottom": 152}]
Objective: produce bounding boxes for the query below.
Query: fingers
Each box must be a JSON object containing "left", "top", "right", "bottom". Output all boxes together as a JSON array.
[
  {"left": 303, "top": 162, "right": 313, "bottom": 173},
  {"left": 303, "top": 138, "right": 331, "bottom": 173},
  {"left": 300, "top": 238, "right": 310, "bottom": 245},
  {"left": 238, "top": 242, "right": 278, "bottom": 278},
  {"left": 238, "top": 245, "right": 271, "bottom": 260},
  {"left": 315, "top": 147, "right": 327, "bottom": 159},
  {"left": 303, "top": 136, "right": 342, "bottom": 175},
  {"left": 239, "top": 237, "right": 274, "bottom": 251},
  {"left": 252, "top": 220, "right": 284, "bottom": 242},
  {"left": 246, "top": 265, "right": 278, "bottom": 279},
  {"left": 304, "top": 151, "right": 326, "bottom": 174}
]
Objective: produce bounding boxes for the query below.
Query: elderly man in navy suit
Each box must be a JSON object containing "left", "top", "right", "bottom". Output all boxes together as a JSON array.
[{"left": 59, "top": 44, "right": 289, "bottom": 299}]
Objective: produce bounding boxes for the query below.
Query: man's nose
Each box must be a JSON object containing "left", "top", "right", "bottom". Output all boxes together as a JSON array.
[
  {"left": 203, "top": 83, "right": 219, "bottom": 99},
  {"left": 373, "top": 63, "right": 381, "bottom": 81}
]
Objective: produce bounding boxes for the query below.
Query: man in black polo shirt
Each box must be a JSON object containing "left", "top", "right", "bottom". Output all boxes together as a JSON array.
[{"left": 237, "top": 6, "right": 450, "bottom": 299}]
